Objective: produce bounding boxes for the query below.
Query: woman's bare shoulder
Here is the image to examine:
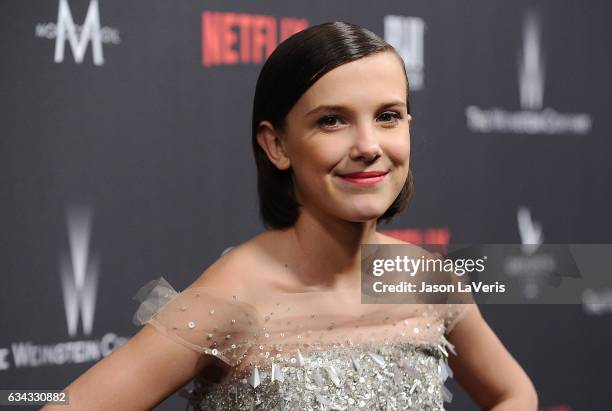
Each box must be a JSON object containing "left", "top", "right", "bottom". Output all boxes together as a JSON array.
[{"left": 186, "top": 230, "right": 284, "bottom": 290}]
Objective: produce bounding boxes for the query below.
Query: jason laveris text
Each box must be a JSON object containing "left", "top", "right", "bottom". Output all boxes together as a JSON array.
[{"left": 372, "top": 281, "right": 506, "bottom": 293}]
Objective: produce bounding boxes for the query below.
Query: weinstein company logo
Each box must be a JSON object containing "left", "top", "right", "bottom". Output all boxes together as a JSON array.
[
  {"left": 35, "top": 0, "right": 120, "bottom": 66},
  {"left": 384, "top": 15, "right": 425, "bottom": 91},
  {"left": 466, "top": 11, "right": 592, "bottom": 135},
  {"left": 60, "top": 205, "right": 99, "bottom": 337},
  {"left": 0, "top": 205, "right": 127, "bottom": 371}
]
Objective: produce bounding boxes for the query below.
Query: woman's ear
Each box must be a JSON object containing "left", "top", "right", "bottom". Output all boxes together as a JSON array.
[{"left": 256, "top": 120, "right": 291, "bottom": 170}]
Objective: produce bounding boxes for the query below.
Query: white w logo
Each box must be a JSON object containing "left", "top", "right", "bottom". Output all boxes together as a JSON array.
[
  {"left": 54, "top": 0, "right": 104, "bottom": 65},
  {"left": 60, "top": 205, "right": 99, "bottom": 337}
]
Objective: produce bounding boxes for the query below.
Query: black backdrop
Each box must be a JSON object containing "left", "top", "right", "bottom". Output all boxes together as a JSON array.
[{"left": 1, "top": 1, "right": 611, "bottom": 410}]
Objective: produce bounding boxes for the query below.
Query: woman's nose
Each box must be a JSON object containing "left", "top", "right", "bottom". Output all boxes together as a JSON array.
[{"left": 349, "top": 124, "right": 382, "bottom": 162}]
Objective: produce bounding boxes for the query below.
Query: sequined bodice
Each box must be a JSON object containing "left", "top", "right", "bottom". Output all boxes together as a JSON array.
[
  {"left": 184, "top": 340, "right": 454, "bottom": 411},
  {"left": 132, "top": 277, "right": 469, "bottom": 411}
]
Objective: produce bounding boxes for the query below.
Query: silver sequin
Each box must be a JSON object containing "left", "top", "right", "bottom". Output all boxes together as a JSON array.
[{"left": 189, "top": 341, "right": 450, "bottom": 410}]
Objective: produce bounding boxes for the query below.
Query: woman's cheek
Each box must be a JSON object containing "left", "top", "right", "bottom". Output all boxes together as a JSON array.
[
  {"left": 389, "top": 138, "right": 410, "bottom": 165},
  {"left": 293, "top": 160, "right": 326, "bottom": 195}
]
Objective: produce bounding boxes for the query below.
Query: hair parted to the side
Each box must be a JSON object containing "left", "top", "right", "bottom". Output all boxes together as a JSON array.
[{"left": 252, "top": 21, "right": 414, "bottom": 229}]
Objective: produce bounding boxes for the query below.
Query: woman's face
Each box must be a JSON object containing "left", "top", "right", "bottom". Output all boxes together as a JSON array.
[{"left": 280, "top": 51, "right": 411, "bottom": 223}]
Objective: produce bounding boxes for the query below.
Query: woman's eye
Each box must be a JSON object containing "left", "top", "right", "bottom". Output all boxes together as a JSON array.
[
  {"left": 377, "top": 111, "right": 402, "bottom": 124},
  {"left": 318, "top": 115, "right": 344, "bottom": 128},
  {"left": 317, "top": 112, "right": 402, "bottom": 129}
]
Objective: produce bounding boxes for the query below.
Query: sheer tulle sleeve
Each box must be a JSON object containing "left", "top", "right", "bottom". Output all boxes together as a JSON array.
[
  {"left": 442, "top": 303, "right": 473, "bottom": 334},
  {"left": 132, "top": 277, "right": 259, "bottom": 367},
  {"left": 440, "top": 269, "right": 476, "bottom": 335}
]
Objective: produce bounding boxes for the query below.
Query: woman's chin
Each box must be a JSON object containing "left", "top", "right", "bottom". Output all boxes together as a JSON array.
[{"left": 341, "top": 206, "right": 388, "bottom": 222}]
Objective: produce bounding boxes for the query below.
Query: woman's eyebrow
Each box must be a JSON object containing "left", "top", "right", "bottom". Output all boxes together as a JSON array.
[{"left": 305, "top": 101, "right": 407, "bottom": 117}]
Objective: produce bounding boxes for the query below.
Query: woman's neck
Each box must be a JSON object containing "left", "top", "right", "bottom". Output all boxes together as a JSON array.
[{"left": 281, "top": 208, "right": 380, "bottom": 290}]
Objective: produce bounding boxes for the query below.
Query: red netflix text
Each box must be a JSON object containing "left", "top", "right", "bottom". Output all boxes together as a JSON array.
[{"left": 202, "top": 11, "right": 309, "bottom": 67}]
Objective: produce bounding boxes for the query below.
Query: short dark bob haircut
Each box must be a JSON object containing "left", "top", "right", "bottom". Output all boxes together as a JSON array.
[{"left": 252, "top": 21, "right": 414, "bottom": 229}]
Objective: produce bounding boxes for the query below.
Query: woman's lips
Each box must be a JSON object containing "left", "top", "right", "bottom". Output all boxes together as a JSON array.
[{"left": 338, "top": 171, "right": 388, "bottom": 186}]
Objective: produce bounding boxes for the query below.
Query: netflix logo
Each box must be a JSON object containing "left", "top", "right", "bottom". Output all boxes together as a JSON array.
[{"left": 201, "top": 11, "right": 308, "bottom": 67}]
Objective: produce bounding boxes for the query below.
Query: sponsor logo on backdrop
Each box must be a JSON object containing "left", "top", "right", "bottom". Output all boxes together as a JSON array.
[
  {"left": 466, "top": 11, "right": 592, "bottom": 135},
  {"left": 61, "top": 205, "right": 99, "bottom": 337},
  {"left": 384, "top": 15, "right": 425, "bottom": 91},
  {"left": 539, "top": 405, "right": 572, "bottom": 411},
  {"left": 381, "top": 227, "right": 451, "bottom": 245},
  {"left": 201, "top": 11, "right": 308, "bottom": 67},
  {"left": 582, "top": 289, "right": 612, "bottom": 315},
  {"left": 0, "top": 205, "right": 128, "bottom": 371},
  {"left": 35, "top": 0, "right": 120, "bottom": 66},
  {"left": 517, "top": 206, "right": 543, "bottom": 255},
  {"left": 0, "top": 349, "right": 9, "bottom": 371},
  {"left": 504, "top": 206, "right": 557, "bottom": 299}
]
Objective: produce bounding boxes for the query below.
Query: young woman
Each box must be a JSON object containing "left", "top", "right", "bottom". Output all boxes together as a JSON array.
[{"left": 43, "top": 21, "right": 537, "bottom": 410}]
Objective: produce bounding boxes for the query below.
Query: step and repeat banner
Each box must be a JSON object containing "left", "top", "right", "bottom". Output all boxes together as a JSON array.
[{"left": 1, "top": 1, "right": 610, "bottom": 410}]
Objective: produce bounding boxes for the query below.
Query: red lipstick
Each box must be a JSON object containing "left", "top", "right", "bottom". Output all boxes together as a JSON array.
[{"left": 338, "top": 170, "right": 388, "bottom": 186}]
